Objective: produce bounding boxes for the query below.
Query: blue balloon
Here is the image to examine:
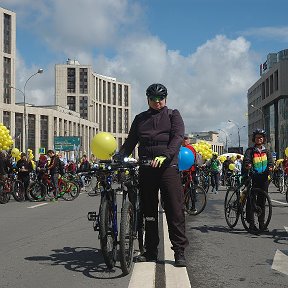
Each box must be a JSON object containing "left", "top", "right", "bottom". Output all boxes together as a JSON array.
[{"left": 178, "top": 146, "right": 195, "bottom": 171}]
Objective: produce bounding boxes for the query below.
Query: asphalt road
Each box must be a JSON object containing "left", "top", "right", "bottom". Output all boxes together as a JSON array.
[
  {"left": 0, "top": 183, "right": 288, "bottom": 288},
  {"left": 185, "top": 184, "right": 288, "bottom": 288}
]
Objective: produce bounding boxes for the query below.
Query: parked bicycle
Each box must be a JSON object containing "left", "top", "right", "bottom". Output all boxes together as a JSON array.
[
  {"left": 0, "top": 172, "right": 25, "bottom": 204},
  {"left": 87, "top": 159, "right": 143, "bottom": 275},
  {"left": 182, "top": 169, "right": 207, "bottom": 216},
  {"left": 224, "top": 171, "right": 272, "bottom": 234},
  {"left": 27, "top": 173, "right": 80, "bottom": 202}
]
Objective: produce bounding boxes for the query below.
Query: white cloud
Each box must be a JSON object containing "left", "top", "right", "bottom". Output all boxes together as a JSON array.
[
  {"left": 242, "top": 26, "right": 288, "bottom": 42},
  {"left": 5, "top": 0, "right": 259, "bottom": 147}
]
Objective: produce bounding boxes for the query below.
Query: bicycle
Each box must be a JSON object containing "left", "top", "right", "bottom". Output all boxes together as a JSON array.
[
  {"left": 224, "top": 172, "right": 272, "bottom": 234},
  {"left": 182, "top": 170, "right": 207, "bottom": 216},
  {"left": 0, "top": 172, "right": 25, "bottom": 204},
  {"left": 87, "top": 159, "right": 143, "bottom": 275},
  {"left": 27, "top": 173, "right": 80, "bottom": 202}
]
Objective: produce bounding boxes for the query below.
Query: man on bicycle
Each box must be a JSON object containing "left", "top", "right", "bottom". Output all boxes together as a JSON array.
[
  {"left": 47, "top": 150, "right": 61, "bottom": 200},
  {"left": 243, "top": 128, "right": 273, "bottom": 231},
  {"left": 116, "top": 83, "right": 188, "bottom": 267}
]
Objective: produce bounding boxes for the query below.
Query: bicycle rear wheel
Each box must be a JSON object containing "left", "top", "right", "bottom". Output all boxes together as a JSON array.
[
  {"left": 241, "top": 188, "right": 272, "bottom": 234},
  {"left": 12, "top": 180, "right": 25, "bottom": 202},
  {"left": 99, "top": 197, "right": 117, "bottom": 269},
  {"left": 0, "top": 181, "right": 10, "bottom": 204},
  {"left": 119, "top": 200, "right": 135, "bottom": 275},
  {"left": 184, "top": 185, "right": 207, "bottom": 216},
  {"left": 224, "top": 187, "right": 240, "bottom": 228},
  {"left": 26, "top": 181, "right": 46, "bottom": 202}
]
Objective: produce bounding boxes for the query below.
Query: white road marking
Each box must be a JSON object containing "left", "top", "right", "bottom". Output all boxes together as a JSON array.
[
  {"left": 27, "top": 203, "right": 48, "bottom": 209},
  {"left": 271, "top": 199, "right": 288, "bottom": 205},
  {"left": 272, "top": 249, "right": 288, "bottom": 276},
  {"left": 128, "top": 262, "right": 156, "bottom": 288},
  {"left": 163, "top": 213, "right": 191, "bottom": 288}
]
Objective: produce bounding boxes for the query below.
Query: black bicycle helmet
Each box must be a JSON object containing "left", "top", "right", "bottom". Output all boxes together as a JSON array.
[
  {"left": 252, "top": 128, "right": 266, "bottom": 142},
  {"left": 146, "top": 83, "right": 168, "bottom": 98}
]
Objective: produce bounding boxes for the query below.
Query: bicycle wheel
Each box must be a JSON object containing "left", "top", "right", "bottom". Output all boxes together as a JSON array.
[
  {"left": 26, "top": 181, "right": 46, "bottom": 202},
  {"left": 12, "top": 180, "right": 25, "bottom": 202},
  {"left": 99, "top": 197, "right": 117, "bottom": 269},
  {"left": 119, "top": 200, "right": 135, "bottom": 275},
  {"left": 286, "top": 188, "right": 288, "bottom": 203},
  {"left": 184, "top": 185, "right": 207, "bottom": 216},
  {"left": 241, "top": 188, "right": 272, "bottom": 234},
  {"left": 224, "top": 187, "right": 240, "bottom": 228},
  {"left": 83, "top": 175, "right": 92, "bottom": 187},
  {"left": 0, "top": 181, "right": 10, "bottom": 204},
  {"left": 278, "top": 175, "right": 285, "bottom": 194},
  {"left": 61, "top": 181, "right": 80, "bottom": 201},
  {"left": 200, "top": 175, "right": 209, "bottom": 193}
]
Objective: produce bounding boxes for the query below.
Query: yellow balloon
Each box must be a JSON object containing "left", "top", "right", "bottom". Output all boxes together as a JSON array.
[
  {"left": 91, "top": 132, "right": 117, "bottom": 160},
  {"left": 11, "top": 147, "right": 20, "bottom": 157},
  {"left": 229, "top": 163, "right": 236, "bottom": 171},
  {"left": 285, "top": 147, "right": 288, "bottom": 157}
]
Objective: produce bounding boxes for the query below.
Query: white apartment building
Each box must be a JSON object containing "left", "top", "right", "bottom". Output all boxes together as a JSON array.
[{"left": 0, "top": 7, "right": 131, "bottom": 160}]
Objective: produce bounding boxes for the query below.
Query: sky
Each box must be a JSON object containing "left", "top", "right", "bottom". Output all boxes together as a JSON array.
[{"left": 2, "top": 0, "right": 288, "bottom": 147}]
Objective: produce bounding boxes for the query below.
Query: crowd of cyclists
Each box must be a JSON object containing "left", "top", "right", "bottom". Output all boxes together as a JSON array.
[{"left": 0, "top": 149, "right": 98, "bottom": 204}]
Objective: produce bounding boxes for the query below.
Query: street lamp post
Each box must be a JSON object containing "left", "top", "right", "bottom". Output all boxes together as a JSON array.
[
  {"left": 10, "top": 69, "right": 43, "bottom": 155},
  {"left": 228, "top": 120, "right": 246, "bottom": 150},
  {"left": 218, "top": 129, "right": 228, "bottom": 153},
  {"left": 250, "top": 104, "right": 265, "bottom": 130}
]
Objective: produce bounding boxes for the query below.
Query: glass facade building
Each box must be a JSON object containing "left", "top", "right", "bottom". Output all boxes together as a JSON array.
[{"left": 248, "top": 49, "right": 288, "bottom": 158}]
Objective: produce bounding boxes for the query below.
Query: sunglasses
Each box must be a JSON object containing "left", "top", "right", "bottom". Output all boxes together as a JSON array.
[{"left": 148, "top": 96, "right": 166, "bottom": 102}]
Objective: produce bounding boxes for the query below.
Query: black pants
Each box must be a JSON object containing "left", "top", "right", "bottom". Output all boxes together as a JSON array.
[
  {"left": 210, "top": 171, "right": 220, "bottom": 191},
  {"left": 139, "top": 166, "right": 189, "bottom": 254},
  {"left": 246, "top": 174, "right": 269, "bottom": 225}
]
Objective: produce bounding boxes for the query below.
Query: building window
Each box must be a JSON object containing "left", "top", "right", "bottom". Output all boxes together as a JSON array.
[
  {"left": 3, "top": 111, "right": 10, "bottom": 129},
  {"left": 274, "top": 70, "right": 279, "bottom": 91},
  {"left": 79, "top": 68, "right": 88, "bottom": 93},
  {"left": 95, "top": 77, "right": 98, "bottom": 101},
  {"left": 3, "top": 57, "right": 11, "bottom": 104},
  {"left": 261, "top": 82, "right": 265, "bottom": 100},
  {"left": 99, "top": 79, "right": 102, "bottom": 102},
  {"left": 108, "top": 82, "right": 111, "bottom": 104},
  {"left": 103, "top": 105, "right": 106, "bottom": 131},
  {"left": 103, "top": 81, "right": 106, "bottom": 103},
  {"left": 124, "top": 109, "right": 129, "bottom": 134},
  {"left": 67, "top": 96, "right": 76, "bottom": 111},
  {"left": 124, "top": 85, "right": 129, "bottom": 107},
  {"left": 28, "top": 114, "right": 36, "bottom": 154},
  {"left": 15, "top": 113, "right": 23, "bottom": 151},
  {"left": 112, "top": 83, "right": 116, "bottom": 105},
  {"left": 118, "top": 84, "right": 122, "bottom": 106},
  {"left": 40, "top": 115, "right": 48, "bottom": 151},
  {"left": 118, "top": 108, "right": 122, "bottom": 133},
  {"left": 79, "top": 96, "right": 88, "bottom": 119},
  {"left": 269, "top": 74, "right": 274, "bottom": 94},
  {"left": 4, "top": 13, "right": 11, "bottom": 54},
  {"left": 113, "top": 107, "right": 116, "bottom": 133},
  {"left": 67, "top": 68, "right": 76, "bottom": 93},
  {"left": 108, "top": 107, "right": 111, "bottom": 132},
  {"left": 265, "top": 78, "right": 269, "bottom": 97}
]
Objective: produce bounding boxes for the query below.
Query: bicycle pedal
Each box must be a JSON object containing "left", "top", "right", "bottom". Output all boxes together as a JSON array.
[{"left": 87, "top": 211, "right": 97, "bottom": 221}]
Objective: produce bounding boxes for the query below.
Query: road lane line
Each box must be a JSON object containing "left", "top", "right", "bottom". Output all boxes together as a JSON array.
[
  {"left": 163, "top": 213, "right": 191, "bottom": 288},
  {"left": 27, "top": 203, "right": 48, "bottom": 209},
  {"left": 272, "top": 249, "right": 288, "bottom": 276},
  {"left": 271, "top": 199, "right": 288, "bottom": 205},
  {"left": 128, "top": 262, "right": 156, "bottom": 288}
]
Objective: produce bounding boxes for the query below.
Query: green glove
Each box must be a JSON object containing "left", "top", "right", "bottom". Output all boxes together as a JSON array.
[{"left": 154, "top": 156, "right": 167, "bottom": 167}]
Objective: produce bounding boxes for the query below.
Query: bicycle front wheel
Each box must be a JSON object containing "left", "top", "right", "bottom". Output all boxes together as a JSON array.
[
  {"left": 26, "top": 181, "right": 46, "bottom": 202},
  {"left": 184, "top": 185, "right": 207, "bottom": 216},
  {"left": 99, "top": 197, "right": 117, "bottom": 269},
  {"left": 224, "top": 187, "right": 240, "bottom": 228},
  {"left": 12, "top": 180, "right": 25, "bottom": 202},
  {"left": 119, "top": 200, "right": 135, "bottom": 275},
  {"left": 61, "top": 181, "right": 80, "bottom": 201},
  {"left": 241, "top": 188, "right": 272, "bottom": 234}
]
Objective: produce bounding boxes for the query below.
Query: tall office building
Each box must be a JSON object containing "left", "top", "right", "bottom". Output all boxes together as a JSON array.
[
  {"left": 55, "top": 59, "right": 131, "bottom": 150},
  {"left": 247, "top": 49, "right": 288, "bottom": 158}
]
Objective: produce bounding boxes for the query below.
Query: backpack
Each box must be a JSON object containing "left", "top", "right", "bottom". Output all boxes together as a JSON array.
[{"left": 58, "top": 160, "right": 65, "bottom": 175}]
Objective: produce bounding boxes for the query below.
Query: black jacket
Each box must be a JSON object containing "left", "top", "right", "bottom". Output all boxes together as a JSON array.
[{"left": 119, "top": 106, "right": 184, "bottom": 167}]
